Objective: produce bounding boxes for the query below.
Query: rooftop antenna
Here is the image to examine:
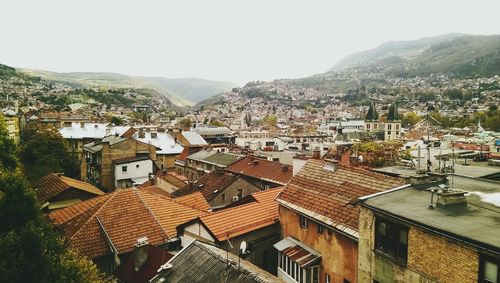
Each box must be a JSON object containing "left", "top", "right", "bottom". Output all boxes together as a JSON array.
[{"left": 238, "top": 241, "right": 248, "bottom": 268}]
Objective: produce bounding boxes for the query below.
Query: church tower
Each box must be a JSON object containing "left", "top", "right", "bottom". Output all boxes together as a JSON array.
[
  {"left": 385, "top": 101, "right": 402, "bottom": 141},
  {"left": 365, "top": 101, "right": 380, "bottom": 132}
]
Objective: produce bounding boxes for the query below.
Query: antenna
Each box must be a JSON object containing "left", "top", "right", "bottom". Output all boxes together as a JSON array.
[{"left": 238, "top": 241, "right": 248, "bottom": 268}]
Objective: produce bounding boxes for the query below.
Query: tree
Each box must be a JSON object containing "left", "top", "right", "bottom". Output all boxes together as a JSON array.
[
  {"left": 401, "top": 112, "right": 422, "bottom": 127},
  {"left": 177, "top": 118, "right": 192, "bottom": 129},
  {"left": 19, "top": 129, "right": 79, "bottom": 182},
  {"left": 209, "top": 120, "right": 224, "bottom": 127},
  {"left": 353, "top": 141, "right": 403, "bottom": 167},
  {"left": 110, "top": 116, "right": 124, "bottom": 126},
  {"left": 262, "top": 115, "right": 278, "bottom": 127},
  {"left": 244, "top": 113, "right": 252, "bottom": 128},
  {"left": 0, "top": 114, "right": 18, "bottom": 171}
]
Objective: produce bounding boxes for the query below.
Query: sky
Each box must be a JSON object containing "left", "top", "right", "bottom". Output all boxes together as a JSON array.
[{"left": 1, "top": 0, "right": 500, "bottom": 85}]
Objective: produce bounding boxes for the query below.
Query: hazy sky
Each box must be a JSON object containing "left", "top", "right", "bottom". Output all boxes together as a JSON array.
[{"left": 1, "top": 0, "right": 499, "bottom": 85}]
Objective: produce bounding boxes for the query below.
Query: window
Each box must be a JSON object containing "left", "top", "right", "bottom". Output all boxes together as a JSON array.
[
  {"left": 388, "top": 124, "right": 392, "bottom": 130},
  {"left": 221, "top": 193, "right": 226, "bottom": 201},
  {"left": 299, "top": 215, "right": 308, "bottom": 229},
  {"left": 343, "top": 279, "right": 351, "bottom": 283},
  {"left": 326, "top": 274, "right": 331, "bottom": 283},
  {"left": 375, "top": 218, "right": 408, "bottom": 264},
  {"left": 396, "top": 124, "right": 400, "bottom": 130},
  {"left": 136, "top": 164, "right": 140, "bottom": 168},
  {"left": 278, "top": 251, "right": 319, "bottom": 283},
  {"left": 366, "top": 124, "right": 370, "bottom": 129},
  {"left": 480, "top": 255, "right": 499, "bottom": 283},
  {"left": 318, "top": 224, "right": 324, "bottom": 234},
  {"left": 237, "top": 189, "right": 243, "bottom": 199},
  {"left": 122, "top": 166, "right": 127, "bottom": 173}
]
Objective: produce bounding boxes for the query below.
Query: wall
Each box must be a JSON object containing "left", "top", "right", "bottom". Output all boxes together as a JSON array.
[
  {"left": 358, "top": 206, "right": 479, "bottom": 283},
  {"left": 114, "top": 159, "right": 153, "bottom": 188},
  {"left": 209, "top": 177, "right": 261, "bottom": 209},
  {"left": 279, "top": 205, "right": 358, "bottom": 283}
]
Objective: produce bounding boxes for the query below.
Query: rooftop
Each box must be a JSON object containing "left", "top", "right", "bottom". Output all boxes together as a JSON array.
[
  {"left": 361, "top": 174, "right": 500, "bottom": 253},
  {"left": 228, "top": 156, "right": 293, "bottom": 186},
  {"left": 172, "top": 170, "right": 240, "bottom": 201},
  {"left": 33, "top": 173, "right": 104, "bottom": 204},
  {"left": 181, "top": 131, "right": 208, "bottom": 146},
  {"left": 187, "top": 149, "right": 243, "bottom": 167},
  {"left": 151, "top": 240, "right": 281, "bottom": 283},
  {"left": 277, "top": 159, "right": 404, "bottom": 238}
]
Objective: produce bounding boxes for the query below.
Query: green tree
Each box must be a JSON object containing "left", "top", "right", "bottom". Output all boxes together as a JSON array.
[
  {"left": 0, "top": 114, "right": 18, "bottom": 170},
  {"left": 262, "top": 115, "right": 278, "bottom": 127},
  {"left": 209, "top": 120, "right": 224, "bottom": 127},
  {"left": 19, "top": 129, "right": 79, "bottom": 181},
  {"left": 177, "top": 118, "right": 192, "bottom": 129},
  {"left": 110, "top": 116, "right": 124, "bottom": 126}
]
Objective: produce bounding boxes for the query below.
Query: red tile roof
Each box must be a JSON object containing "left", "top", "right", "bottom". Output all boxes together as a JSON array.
[
  {"left": 49, "top": 187, "right": 205, "bottom": 259},
  {"left": 173, "top": 192, "right": 211, "bottom": 211},
  {"left": 277, "top": 159, "right": 404, "bottom": 234},
  {"left": 227, "top": 156, "right": 293, "bottom": 186},
  {"left": 190, "top": 188, "right": 282, "bottom": 242},
  {"left": 33, "top": 173, "right": 104, "bottom": 203}
]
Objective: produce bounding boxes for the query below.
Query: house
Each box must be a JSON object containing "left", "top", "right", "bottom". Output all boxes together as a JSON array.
[
  {"left": 81, "top": 135, "right": 158, "bottom": 191},
  {"left": 275, "top": 159, "right": 403, "bottom": 283},
  {"left": 228, "top": 156, "right": 293, "bottom": 189},
  {"left": 191, "top": 126, "right": 235, "bottom": 144},
  {"left": 114, "top": 237, "right": 174, "bottom": 283},
  {"left": 172, "top": 169, "right": 261, "bottom": 209},
  {"left": 114, "top": 156, "right": 154, "bottom": 188},
  {"left": 48, "top": 187, "right": 207, "bottom": 274},
  {"left": 363, "top": 101, "right": 402, "bottom": 141},
  {"left": 357, "top": 174, "right": 500, "bottom": 283},
  {"left": 154, "top": 171, "right": 188, "bottom": 194},
  {"left": 133, "top": 127, "right": 184, "bottom": 170},
  {"left": 177, "top": 188, "right": 283, "bottom": 274},
  {"left": 176, "top": 148, "right": 243, "bottom": 181},
  {"left": 59, "top": 122, "right": 113, "bottom": 160},
  {"left": 33, "top": 173, "right": 105, "bottom": 210},
  {"left": 150, "top": 240, "right": 282, "bottom": 283}
]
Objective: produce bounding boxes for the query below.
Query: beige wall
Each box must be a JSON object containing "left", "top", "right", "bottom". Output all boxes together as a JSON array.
[
  {"left": 209, "top": 177, "right": 261, "bottom": 209},
  {"left": 279, "top": 206, "right": 358, "bottom": 283},
  {"left": 358, "top": 206, "right": 480, "bottom": 283}
]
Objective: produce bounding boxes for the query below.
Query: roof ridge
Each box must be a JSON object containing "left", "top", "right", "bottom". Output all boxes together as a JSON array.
[
  {"left": 200, "top": 197, "right": 276, "bottom": 219},
  {"left": 135, "top": 189, "right": 172, "bottom": 240},
  {"left": 51, "top": 193, "right": 110, "bottom": 225}
]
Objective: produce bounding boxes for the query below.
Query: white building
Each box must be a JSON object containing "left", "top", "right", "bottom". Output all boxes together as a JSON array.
[{"left": 114, "top": 156, "right": 153, "bottom": 188}]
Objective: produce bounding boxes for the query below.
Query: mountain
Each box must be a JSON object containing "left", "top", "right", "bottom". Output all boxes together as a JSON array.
[
  {"left": 18, "top": 69, "right": 236, "bottom": 107},
  {"left": 329, "top": 34, "right": 500, "bottom": 78}
]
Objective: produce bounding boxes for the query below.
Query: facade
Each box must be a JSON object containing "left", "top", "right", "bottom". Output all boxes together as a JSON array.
[
  {"left": 114, "top": 156, "right": 154, "bottom": 188},
  {"left": 176, "top": 149, "right": 243, "bottom": 181},
  {"left": 357, "top": 175, "right": 500, "bottom": 283},
  {"left": 81, "top": 136, "right": 157, "bottom": 191},
  {"left": 172, "top": 169, "right": 261, "bottom": 209},
  {"left": 275, "top": 159, "right": 403, "bottom": 283},
  {"left": 363, "top": 101, "right": 402, "bottom": 141}
]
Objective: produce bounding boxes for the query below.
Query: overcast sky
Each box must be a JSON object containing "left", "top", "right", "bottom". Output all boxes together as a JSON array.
[{"left": 1, "top": 0, "right": 499, "bottom": 85}]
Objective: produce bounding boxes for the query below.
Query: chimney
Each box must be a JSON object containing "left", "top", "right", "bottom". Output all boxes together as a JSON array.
[
  {"left": 313, "top": 147, "right": 321, "bottom": 160},
  {"left": 340, "top": 149, "right": 352, "bottom": 167},
  {"left": 435, "top": 186, "right": 468, "bottom": 208},
  {"left": 139, "top": 128, "right": 145, "bottom": 138},
  {"left": 133, "top": 237, "right": 149, "bottom": 272},
  {"left": 281, "top": 165, "right": 289, "bottom": 172}
]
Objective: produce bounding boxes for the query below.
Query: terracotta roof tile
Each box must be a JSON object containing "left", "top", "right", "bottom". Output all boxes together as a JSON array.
[
  {"left": 172, "top": 170, "right": 240, "bottom": 201},
  {"left": 277, "top": 159, "right": 404, "bottom": 232},
  {"left": 48, "top": 187, "right": 205, "bottom": 259},
  {"left": 33, "top": 173, "right": 104, "bottom": 203},
  {"left": 196, "top": 188, "right": 282, "bottom": 241},
  {"left": 228, "top": 156, "right": 293, "bottom": 185},
  {"left": 173, "top": 192, "right": 211, "bottom": 211}
]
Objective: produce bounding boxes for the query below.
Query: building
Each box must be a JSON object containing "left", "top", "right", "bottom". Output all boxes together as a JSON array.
[
  {"left": 48, "top": 187, "right": 206, "bottom": 274},
  {"left": 364, "top": 101, "right": 380, "bottom": 133},
  {"left": 357, "top": 174, "right": 500, "bottom": 283},
  {"left": 228, "top": 156, "right": 293, "bottom": 189},
  {"left": 114, "top": 156, "right": 154, "bottom": 188},
  {"left": 275, "top": 159, "right": 403, "bottom": 283},
  {"left": 153, "top": 171, "right": 188, "bottom": 194},
  {"left": 192, "top": 126, "right": 235, "bottom": 144},
  {"left": 150, "top": 240, "right": 281, "bottom": 283},
  {"left": 176, "top": 149, "right": 243, "bottom": 181},
  {"left": 81, "top": 135, "right": 158, "bottom": 191},
  {"left": 33, "top": 173, "right": 105, "bottom": 210},
  {"left": 172, "top": 169, "right": 261, "bottom": 209},
  {"left": 59, "top": 122, "right": 113, "bottom": 160},
  {"left": 177, "top": 188, "right": 283, "bottom": 274},
  {"left": 385, "top": 102, "right": 402, "bottom": 141}
]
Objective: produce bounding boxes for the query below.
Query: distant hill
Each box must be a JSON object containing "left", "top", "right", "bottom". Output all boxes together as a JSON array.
[
  {"left": 18, "top": 69, "right": 236, "bottom": 106},
  {"left": 329, "top": 34, "right": 500, "bottom": 77}
]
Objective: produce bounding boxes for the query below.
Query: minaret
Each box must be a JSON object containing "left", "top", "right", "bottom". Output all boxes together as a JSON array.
[
  {"left": 385, "top": 101, "right": 402, "bottom": 141},
  {"left": 365, "top": 101, "right": 380, "bottom": 132}
]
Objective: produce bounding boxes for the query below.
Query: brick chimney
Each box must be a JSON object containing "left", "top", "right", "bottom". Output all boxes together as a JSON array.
[
  {"left": 340, "top": 149, "right": 352, "bottom": 167},
  {"left": 133, "top": 237, "right": 149, "bottom": 271},
  {"left": 138, "top": 127, "right": 145, "bottom": 138},
  {"left": 312, "top": 147, "right": 321, "bottom": 160}
]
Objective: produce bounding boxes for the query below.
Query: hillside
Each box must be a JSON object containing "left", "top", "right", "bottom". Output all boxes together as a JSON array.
[
  {"left": 329, "top": 34, "right": 500, "bottom": 78},
  {"left": 18, "top": 69, "right": 236, "bottom": 106}
]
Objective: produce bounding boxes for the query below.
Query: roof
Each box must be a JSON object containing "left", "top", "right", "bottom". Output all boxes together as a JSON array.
[
  {"left": 59, "top": 123, "right": 128, "bottom": 140},
  {"left": 172, "top": 170, "right": 240, "bottom": 201},
  {"left": 387, "top": 101, "right": 400, "bottom": 121},
  {"left": 115, "top": 245, "right": 173, "bottom": 283},
  {"left": 182, "top": 131, "right": 208, "bottom": 146},
  {"left": 186, "top": 150, "right": 243, "bottom": 167},
  {"left": 228, "top": 156, "right": 293, "bottom": 186},
  {"left": 133, "top": 131, "right": 183, "bottom": 155},
  {"left": 192, "top": 126, "right": 232, "bottom": 136},
  {"left": 114, "top": 156, "right": 152, "bottom": 165},
  {"left": 83, "top": 135, "right": 126, "bottom": 153},
  {"left": 277, "top": 159, "right": 404, "bottom": 237},
  {"left": 33, "top": 173, "right": 105, "bottom": 203},
  {"left": 174, "top": 192, "right": 211, "bottom": 211},
  {"left": 365, "top": 101, "right": 379, "bottom": 121},
  {"left": 274, "top": 237, "right": 321, "bottom": 268},
  {"left": 156, "top": 171, "right": 188, "bottom": 189},
  {"left": 191, "top": 188, "right": 282, "bottom": 242},
  {"left": 361, "top": 174, "right": 500, "bottom": 253},
  {"left": 48, "top": 187, "right": 206, "bottom": 258},
  {"left": 152, "top": 240, "right": 281, "bottom": 283}
]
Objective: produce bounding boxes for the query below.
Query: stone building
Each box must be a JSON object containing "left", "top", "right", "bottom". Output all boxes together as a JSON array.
[
  {"left": 363, "top": 101, "right": 402, "bottom": 141},
  {"left": 357, "top": 174, "right": 500, "bottom": 283}
]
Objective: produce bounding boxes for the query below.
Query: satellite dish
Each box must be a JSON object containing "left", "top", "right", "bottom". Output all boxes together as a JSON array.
[{"left": 239, "top": 241, "right": 248, "bottom": 254}]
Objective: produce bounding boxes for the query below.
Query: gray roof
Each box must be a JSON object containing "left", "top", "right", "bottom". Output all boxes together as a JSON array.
[
  {"left": 152, "top": 240, "right": 281, "bottom": 283},
  {"left": 361, "top": 174, "right": 500, "bottom": 253},
  {"left": 187, "top": 150, "right": 243, "bottom": 167},
  {"left": 83, "top": 135, "right": 126, "bottom": 153}
]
